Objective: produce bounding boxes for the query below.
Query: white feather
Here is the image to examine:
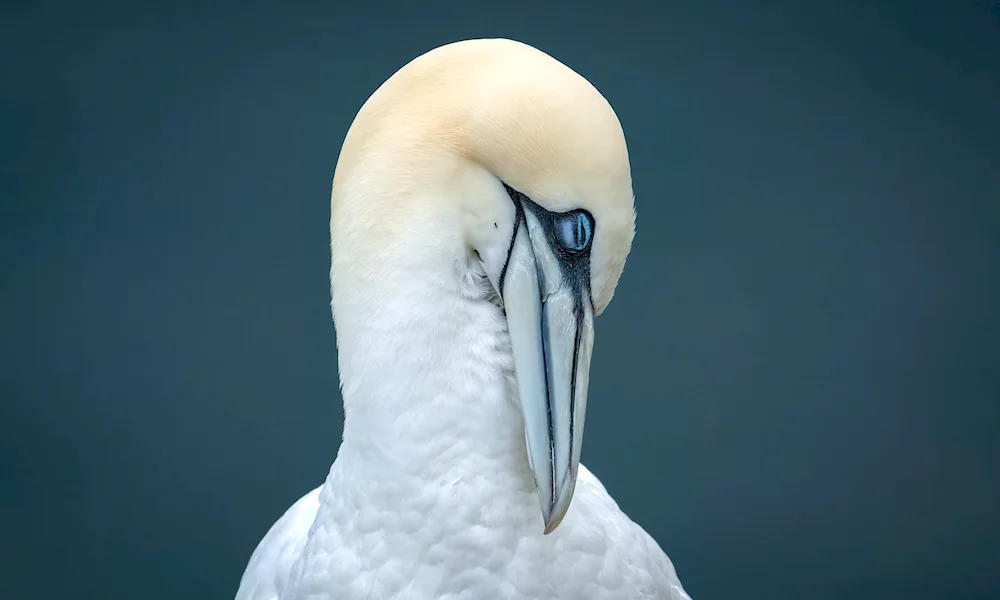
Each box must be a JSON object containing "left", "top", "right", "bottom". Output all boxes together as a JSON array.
[{"left": 237, "top": 467, "right": 689, "bottom": 600}]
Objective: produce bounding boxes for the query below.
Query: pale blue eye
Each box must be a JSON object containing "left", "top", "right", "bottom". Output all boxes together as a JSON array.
[{"left": 553, "top": 211, "right": 593, "bottom": 253}]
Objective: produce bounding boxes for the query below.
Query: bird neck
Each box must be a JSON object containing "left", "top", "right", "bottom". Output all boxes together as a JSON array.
[{"left": 330, "top": 255, "right": 531, "bottom": 484}]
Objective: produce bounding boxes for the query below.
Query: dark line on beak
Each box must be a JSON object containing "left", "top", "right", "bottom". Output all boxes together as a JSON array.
[
  {"left": 568, "top": 296, "right": 583, "bottom": 476},
  {"left": 498, "top": 187, "right": 524, "bottom": 298},
  {"left": 539, "top": 300, "right": 557, "bottom": 513}
]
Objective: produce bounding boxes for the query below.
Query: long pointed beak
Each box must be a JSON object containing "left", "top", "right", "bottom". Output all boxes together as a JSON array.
[{"left": 501, "top": 201, "right": 595, "bottom": 534}]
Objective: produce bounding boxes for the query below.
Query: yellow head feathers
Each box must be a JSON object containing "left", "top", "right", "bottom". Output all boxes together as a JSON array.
[{"left": 330, "top": 38, "right": 635, "bottom": 315}]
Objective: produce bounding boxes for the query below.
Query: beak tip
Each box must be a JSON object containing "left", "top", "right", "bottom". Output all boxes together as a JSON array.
[
  {"left": 542, "top": 513, "right": 566, "bottom": 535},
  {"left": 540, "top": 492, "right": 572, "bottom": 535}
]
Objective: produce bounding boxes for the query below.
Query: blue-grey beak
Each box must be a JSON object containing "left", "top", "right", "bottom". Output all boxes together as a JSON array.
[{"left": 500, "top": 187, "right": 595, "bottom": 534}]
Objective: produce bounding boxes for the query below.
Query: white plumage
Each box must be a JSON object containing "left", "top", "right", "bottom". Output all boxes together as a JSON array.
[
  {"left": 235, "top": 38, "right": 692, "bottom": 600},
  {"left": 238, "top": 467, "right": 688, "bottom": 600}
]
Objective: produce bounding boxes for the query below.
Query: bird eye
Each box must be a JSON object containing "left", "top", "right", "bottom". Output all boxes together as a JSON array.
[{"left": 553, "top": 210, "right": 594, "bottom": 253}]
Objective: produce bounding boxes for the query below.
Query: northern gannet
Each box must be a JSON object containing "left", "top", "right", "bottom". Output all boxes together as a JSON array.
[{"left": 235, "top": 38, "right": 691, "bottom": 600}]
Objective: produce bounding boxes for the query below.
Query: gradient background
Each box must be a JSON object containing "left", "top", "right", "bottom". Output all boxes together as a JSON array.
[{"left": 3, "top": 1, "right": 999, "bottom": 599}]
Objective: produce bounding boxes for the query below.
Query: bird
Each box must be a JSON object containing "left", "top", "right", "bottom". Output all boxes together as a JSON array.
[{"left": 234, "top": 38, "right": 691, "bottom": 600}]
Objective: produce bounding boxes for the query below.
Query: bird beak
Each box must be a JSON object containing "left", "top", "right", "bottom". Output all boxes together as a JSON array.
[{"left": 501, "top": 199, "right": 595, "bottom": 534}]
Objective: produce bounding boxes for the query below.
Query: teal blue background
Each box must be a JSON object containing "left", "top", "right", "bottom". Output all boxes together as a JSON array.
[{"left": 3, "top": 1, "right": 999, "bottom": 598}]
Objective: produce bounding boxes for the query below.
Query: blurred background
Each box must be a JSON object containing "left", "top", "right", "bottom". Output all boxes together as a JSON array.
[{"left": 3, "top": 1, "right": 999, "bottom": 599}]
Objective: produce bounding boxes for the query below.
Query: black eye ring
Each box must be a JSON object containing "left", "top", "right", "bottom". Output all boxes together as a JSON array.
[{"left": 552, "top": 210, "right": 594, "bottom": 253}]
